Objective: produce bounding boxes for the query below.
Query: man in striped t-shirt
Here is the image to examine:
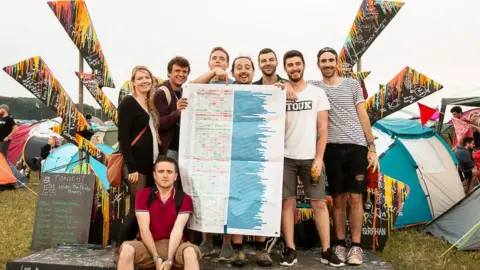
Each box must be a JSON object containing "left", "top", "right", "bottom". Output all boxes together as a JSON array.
[{"left": 307, "top": 47, "right": 379, "bottom": 266}]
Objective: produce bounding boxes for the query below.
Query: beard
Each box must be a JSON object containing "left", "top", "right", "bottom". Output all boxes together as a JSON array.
[
  {"left": 261, "top": 66, "right": 276, "bottom": 77},
  {"left": 287, "top": 70, "right": 304, "bottom": 82},
  {"left": 321, "top": 67, "right": 336, "bottom": 79}
]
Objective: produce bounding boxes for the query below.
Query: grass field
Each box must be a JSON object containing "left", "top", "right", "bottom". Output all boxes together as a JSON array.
[{"left": 1, "top": 172, "right": 479, "bottom": 269}]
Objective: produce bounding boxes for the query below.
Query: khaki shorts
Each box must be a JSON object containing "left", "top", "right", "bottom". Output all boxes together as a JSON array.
[
  {"left": 121, "top": 239, "right": 201, "bottom": 269},
  {"left": 283, "top": 157, "right": 325, "bottom": 200}
]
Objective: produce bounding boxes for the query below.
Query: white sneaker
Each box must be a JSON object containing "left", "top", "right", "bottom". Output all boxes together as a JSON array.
[
  {"left": 333, "top": 245, "right": 347, "bottom": 263},
  {"left": 347, "top": 246, "right": 363, "bottom": 265}
]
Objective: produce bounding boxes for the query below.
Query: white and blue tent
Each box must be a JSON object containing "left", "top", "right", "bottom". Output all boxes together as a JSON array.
[
  {"left": 373, "top": 118, "right": 465, "bottom": 228},
  {"left": 42, "top": 143, "right": 114, "bottom": 189}
]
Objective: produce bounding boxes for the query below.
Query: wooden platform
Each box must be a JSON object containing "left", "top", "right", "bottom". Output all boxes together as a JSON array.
[{"left": 6, "top": 244, "right": 394, "bottom": 270}]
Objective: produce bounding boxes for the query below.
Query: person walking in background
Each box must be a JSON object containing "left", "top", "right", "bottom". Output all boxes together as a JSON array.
[
  {"left": 117, "top": 66, "right": 161, "bottom": 246},
  {"left": 0, "top": 104, "right": 17, "bottom": 159}
]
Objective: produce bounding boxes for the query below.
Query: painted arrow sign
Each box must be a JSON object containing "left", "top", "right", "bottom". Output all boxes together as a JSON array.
[
  {"left": 3, "top": 57, "right": 110, "bottom": 165},
  {"left": 338, "top": 0, "right": 404, "bottom": 76},
  {"left": 76, "top": 72, "right": 118, "bottom": 125},
  {"left": 365, "top": 66, "right": 443, "bottom": 123},
  {"left": 47, "top": 0, "right": 115, "bottom": 88}
]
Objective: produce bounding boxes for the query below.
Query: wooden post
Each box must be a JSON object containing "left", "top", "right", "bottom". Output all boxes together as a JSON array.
[{"left": 78, "top": 52, "right": 84, "bottom": 166}]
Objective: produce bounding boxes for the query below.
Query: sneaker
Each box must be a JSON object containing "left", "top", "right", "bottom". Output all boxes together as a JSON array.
[
  {"left": 280, "top": 247, "right": 298, "bottom": 266},
  {"left": 218, "top": 244, "right": 234, "bottom": 262},
  {"left": 347, "top": 246, "right": 363, "bottom": 265},
  {"left": 199, "top": 242, "right": 214, "bottom": 257},
  {"left": 321, "top": 248, "right": 345, "bottom": 267},
  {"left": 256, "top": 249, "right": 273, "bottom": 267},
  {"left": 231, "top": 249, "right": 246, "bottom": 267},
  {"left": 333, "top": 244, "right": 347, "bottom": 263}
]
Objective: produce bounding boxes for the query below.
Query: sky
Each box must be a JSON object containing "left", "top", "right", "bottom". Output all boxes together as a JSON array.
[{"left": 1, "top": 0, "right": 479, "bottom": 121}]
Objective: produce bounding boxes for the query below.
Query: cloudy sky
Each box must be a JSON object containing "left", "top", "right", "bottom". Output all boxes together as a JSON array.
[{"left": 1, "top": 0, "right": 479, "bottom": 120}]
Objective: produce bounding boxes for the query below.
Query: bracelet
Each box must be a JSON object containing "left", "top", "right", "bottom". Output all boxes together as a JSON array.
[
  {"left": 369, "top": 150, "right": 376, "bottom": 153},
  {"left": 153, "top": 255, "right": 160, "bottom": 263},
  {"left": 166, "top": 258, "right": 173, "bottom": 266}
]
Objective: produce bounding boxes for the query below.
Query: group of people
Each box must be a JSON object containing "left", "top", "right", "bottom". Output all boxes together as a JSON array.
[
  {"left": 115, "top": 45, "right": 379, "bottom": 270},
  {"left": 451, "top": 106, "right": 480, "bottom": 193}
]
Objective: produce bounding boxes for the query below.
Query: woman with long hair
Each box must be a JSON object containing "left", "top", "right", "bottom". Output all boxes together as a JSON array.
[{"left": 117, "top": 66, "right": 161, "bottom": 246}]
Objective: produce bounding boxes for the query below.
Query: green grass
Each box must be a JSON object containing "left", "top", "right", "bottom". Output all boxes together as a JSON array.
[
  {"left": 1, "top": 172, "right": 480, "bottom": 269},
  {"left": 0, "top": 172, "right": 39, "bottom": 270}
]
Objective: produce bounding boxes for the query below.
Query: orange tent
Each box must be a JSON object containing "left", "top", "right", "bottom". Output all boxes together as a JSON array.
[{"left": 0, "top": 153, "right": 27, "bottom": 190}]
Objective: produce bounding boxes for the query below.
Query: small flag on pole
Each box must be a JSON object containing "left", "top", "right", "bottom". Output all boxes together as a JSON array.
[{"left": 418, "top": 103, "right": 438, "bottom": 127}]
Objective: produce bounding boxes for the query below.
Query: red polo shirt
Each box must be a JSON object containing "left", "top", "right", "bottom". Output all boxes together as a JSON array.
[{"left": 135, "top": 187, "right": 193, "bottom": 241}]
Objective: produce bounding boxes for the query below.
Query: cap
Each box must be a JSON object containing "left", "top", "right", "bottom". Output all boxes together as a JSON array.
[{"left": 0, "top": 104, "right": 9, "bottom": 112}]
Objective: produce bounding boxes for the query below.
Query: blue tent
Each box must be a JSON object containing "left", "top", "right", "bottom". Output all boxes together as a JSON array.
[
  {"left": 373, "top": 118, "right": 465, "bottom": 228},
  {"left": 42, "top": 143, "right": 114, "bottom": 189}
]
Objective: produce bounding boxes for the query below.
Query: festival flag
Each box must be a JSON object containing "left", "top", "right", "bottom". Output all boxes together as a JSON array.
[
  {"left": 47, "top": 0, "right": 115, "bottom": 88},
  {"left": 418, "top": 103, "right": 438, "bottom": 127},
  {"left": 365, "top": 66, "right": 443, "bottom": 123},
  {"left": 338, "top": 0, "right": 404, "bottom": 76}
]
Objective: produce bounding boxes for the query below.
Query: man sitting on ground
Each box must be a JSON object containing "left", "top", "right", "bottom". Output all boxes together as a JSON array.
[{"left": 117, "top": 155, "right": 201, "bottom": 270}]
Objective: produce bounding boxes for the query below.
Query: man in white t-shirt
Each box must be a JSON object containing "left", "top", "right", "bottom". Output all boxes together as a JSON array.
[{"left": 280, "top": 50, "right": 344, "bottom": 267}]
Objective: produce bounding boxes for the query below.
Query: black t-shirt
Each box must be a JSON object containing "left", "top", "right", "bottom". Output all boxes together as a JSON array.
[
  {"left": 169, "top": 91, "right": 182, "bottom": 151},
  {"left": 0, "top": 115, "right": 16, "bottom": 140}
]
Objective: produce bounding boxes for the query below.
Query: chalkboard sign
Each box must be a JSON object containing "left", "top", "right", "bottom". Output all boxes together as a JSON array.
[{"left": 31, "top": 173, "right": 95, "bottom": 251}]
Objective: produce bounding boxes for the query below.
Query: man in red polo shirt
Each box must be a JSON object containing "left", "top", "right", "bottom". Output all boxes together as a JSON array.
[{"left": 117, "top": 156, "right": 201, "bottom": 270}]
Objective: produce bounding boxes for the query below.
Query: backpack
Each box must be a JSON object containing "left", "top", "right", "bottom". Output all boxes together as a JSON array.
[
  {"left": 159, "top": 86, "right": 172, "bottom": 106},
  {"left": 147, "top": 186, "right": 185, "bottom": 214}
]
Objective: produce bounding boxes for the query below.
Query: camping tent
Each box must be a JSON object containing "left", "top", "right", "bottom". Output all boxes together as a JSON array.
[
  {"left": 424, "top": 185, "right": 480, "bottom": 250},
  {"left": 373, "top": 118, "right": 465, "bottom": 228},
  {"left": 436, "top": 96, "right": 480, "bottom": 133},
  {"left": 7, "top": 122, "right": 39, "bottom": 165},
  {"left": 0, "top": 153, "right": 28, "bottom": 190},
  {"left": 41, "top": 143, "right": 114, "bottom": 189},
  {"left": 91, "top": 125, "right": 118, "bottom": 147}
]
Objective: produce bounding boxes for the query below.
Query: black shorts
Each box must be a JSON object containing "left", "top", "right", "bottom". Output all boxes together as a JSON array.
[{"left": 324, "top": 143, "right": 368, "bottom": 195}]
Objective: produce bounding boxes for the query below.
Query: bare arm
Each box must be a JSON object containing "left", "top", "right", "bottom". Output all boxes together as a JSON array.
[
  {"left": 136, "top": 212, "right": 160, "bottom": 262},
  {"left": 8, "top": 125, "right": 17, "bottom": 138},
  {"left": 166, "top": 213, "right": 190, "bottom": 262},
  {"left": 192, "top": 70, "right": 216, "bottom": 83},
  {"left": 356, "top": 102, "right": 375, "bottom": 148},
  {"left": 192, "top": 68, "right": 228, "bottom": 84},
  {"left": 315, "top": 111, "right": 328, "bottom": 159}
]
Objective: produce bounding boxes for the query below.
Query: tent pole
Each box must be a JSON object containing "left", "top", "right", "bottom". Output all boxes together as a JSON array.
[
  {"left": 441, "top": 220, "right": 480, "bottom": 257},
  {"left": 437, "top": 98, "right": 447, "bottom": 133},
  {"left": 418, "top": 169, "right": 436, "bottom": 220}
]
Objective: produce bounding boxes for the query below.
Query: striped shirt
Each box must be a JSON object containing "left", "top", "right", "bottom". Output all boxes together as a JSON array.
[{"left": 308, "top": 78, "right": 367, "bottom": 146}]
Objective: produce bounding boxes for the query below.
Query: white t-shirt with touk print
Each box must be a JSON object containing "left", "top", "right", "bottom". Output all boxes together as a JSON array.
[
  {"left": 285, "top": 84, "right": 330, "bottom": 160},
  {"left": 308, "top": 78, "right": 367, "bottom": 147}
]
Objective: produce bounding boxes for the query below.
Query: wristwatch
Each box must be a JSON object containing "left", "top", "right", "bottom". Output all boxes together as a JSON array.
[
  {"left": 153, "top": 255, "right": 160, "bottom": 263},
  {"left": 166, "top": 258, "right": 173, "bottom": 266}
]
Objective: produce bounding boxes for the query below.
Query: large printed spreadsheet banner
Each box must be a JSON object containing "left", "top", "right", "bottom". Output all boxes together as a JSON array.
[{"left": 179, "top": 83, "right": 285, "bottom": 237}]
